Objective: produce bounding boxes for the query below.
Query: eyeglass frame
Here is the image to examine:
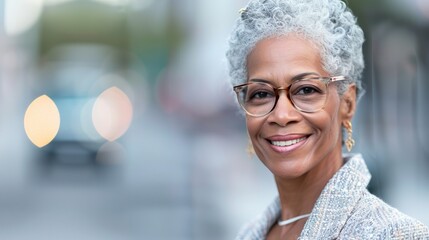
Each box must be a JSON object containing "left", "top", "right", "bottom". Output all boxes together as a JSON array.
[{"left": 233, "top": 75, "right": 348, "bottom": 117}]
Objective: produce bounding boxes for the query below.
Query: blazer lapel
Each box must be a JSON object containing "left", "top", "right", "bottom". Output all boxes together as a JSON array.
[{"left": 299, "top": 154, "right": 371, "bottom": 239}]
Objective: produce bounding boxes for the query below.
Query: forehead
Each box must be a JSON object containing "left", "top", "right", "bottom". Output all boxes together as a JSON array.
[{"left": 246, "top": 35, "right": 327, "bottom": 82}]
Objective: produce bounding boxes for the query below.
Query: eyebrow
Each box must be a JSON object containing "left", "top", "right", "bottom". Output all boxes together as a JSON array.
[
  {"left": 292, "top": 72, "right": 320, "bottom": 81},
  {"left": 248, "top": 72, "right": 320, "bottom": 83}
]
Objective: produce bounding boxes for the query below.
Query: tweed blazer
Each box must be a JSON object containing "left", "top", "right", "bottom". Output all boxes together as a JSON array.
[{"left": 235, "top": 154, "right": 429, "bottom": 239}]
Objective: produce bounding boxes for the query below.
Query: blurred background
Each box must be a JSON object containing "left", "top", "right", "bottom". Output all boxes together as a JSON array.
[{"left": 0, "top": 0, "right": 428, "bottom": 239}]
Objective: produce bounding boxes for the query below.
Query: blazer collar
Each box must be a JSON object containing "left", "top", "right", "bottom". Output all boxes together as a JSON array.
[{"left": 299, "top": 153, "right": 371, "bottom": 239}]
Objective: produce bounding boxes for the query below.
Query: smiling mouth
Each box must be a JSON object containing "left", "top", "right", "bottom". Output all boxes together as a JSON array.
[{"left": 269, "top": 137, "right": 307, "bottom": 147}]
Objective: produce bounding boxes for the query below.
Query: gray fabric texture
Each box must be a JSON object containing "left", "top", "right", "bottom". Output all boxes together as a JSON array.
[{"left": 235, "top": 154, "right": 429, "bottom": 239}]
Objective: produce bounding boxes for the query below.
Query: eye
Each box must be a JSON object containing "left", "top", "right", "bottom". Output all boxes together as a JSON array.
[
  {"left": 296, "top": 86, "right": 320, "bottom": 95},
  {"left": 244, "top": 84, "right": 275, "bottom": 102},
  {"left": 250, "top": 90, "right": 273, "bottom": 99},
  {"left": 291, "top": 80, "right": 325, "bottom": 96}
]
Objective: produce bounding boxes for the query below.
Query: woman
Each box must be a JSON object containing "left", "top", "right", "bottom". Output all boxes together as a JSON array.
[{"left": 226, "top": 0, "right": 429, "bottom": 239}]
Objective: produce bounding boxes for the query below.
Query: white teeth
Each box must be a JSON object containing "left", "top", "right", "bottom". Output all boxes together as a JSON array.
[{"left": 271, "top": 137, "right": 306, "bottom": 147}]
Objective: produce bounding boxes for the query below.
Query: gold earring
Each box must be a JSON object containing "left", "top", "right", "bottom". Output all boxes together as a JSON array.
[
  {"left": 344, "top": 121, "right": 355, "bottom": 152},
  {"left": 247, "top": 139, "right": 255, "bottom": 155}
]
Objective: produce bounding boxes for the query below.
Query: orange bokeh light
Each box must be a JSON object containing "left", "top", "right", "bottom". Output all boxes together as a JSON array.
[{"left": 24, "top": 95, "right": 61, "bottom": 148}]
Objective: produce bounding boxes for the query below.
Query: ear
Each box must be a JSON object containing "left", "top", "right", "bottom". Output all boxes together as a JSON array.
[{"left": 340, "top": 84, "right": 357, "bottom": 122}]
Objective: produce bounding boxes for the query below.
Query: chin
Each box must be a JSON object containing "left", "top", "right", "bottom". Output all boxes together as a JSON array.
[
  {"left": 258, "top": 153, "right": 310, "bottom": 179},
  {"left": 272, "top": 166, "right": 309, "bottom": 179}
]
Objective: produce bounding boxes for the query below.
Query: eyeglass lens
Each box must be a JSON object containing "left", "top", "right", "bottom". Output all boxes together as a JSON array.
[{"left": 237, "top": 79, "right": 328, "bottom": 116}]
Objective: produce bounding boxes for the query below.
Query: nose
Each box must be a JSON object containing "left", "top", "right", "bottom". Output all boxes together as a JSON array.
[{"left": 267, "top": 91, "right": 301, "bottom": 126}]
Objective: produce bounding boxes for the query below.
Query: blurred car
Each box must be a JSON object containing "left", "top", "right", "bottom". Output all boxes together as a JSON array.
[{"left": 33, "top": 43, "right": 129, "bottom": 182}]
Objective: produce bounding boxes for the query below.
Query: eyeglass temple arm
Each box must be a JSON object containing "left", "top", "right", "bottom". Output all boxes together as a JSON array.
[{"left": 329, "top": 76, "right": 347, "bottom": 82}]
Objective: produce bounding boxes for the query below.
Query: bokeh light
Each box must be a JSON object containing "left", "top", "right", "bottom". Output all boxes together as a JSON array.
[
  {"left": 4, "top": 0, "right": 44, "bottom": 36},
  {"left": 92, "top": 87, "right": 133, "bottom": 142},
  {"left": 24, "top": 95, "right": 61, "bottom": 148}
]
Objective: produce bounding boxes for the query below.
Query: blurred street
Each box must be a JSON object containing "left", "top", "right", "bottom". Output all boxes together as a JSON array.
[{"left": 0, "top": 0, "right": 429, "bottom": 239}]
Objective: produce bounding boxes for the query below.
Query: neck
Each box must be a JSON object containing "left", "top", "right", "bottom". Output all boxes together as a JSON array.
[
  {"left": 275, "top": 175, "right": 324, "bottom": 218},
  {"left": 275, "top": 154, "right": 342, "bottom": 219}
]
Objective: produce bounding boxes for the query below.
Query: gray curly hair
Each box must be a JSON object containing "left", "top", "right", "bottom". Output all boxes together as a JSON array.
[{"left": 226, "top": 0, "right": 365, "bottom": 99}]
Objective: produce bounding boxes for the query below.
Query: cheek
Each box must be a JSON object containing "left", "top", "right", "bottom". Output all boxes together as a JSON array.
[
  {"left": 319, "top": 101, "right": 341, "bottom": 139},
  {"left": 307, "top": 96, "right": 341, "bottom": 137}
]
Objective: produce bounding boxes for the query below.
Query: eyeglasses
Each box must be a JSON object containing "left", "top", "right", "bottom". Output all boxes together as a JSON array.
[{"left": 233, "top": 75, "right": 347, "bottom": 117}]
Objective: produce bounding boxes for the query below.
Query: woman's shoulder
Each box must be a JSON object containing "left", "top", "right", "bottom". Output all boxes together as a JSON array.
[{"left": 339, "top": 190, "right": 429, "bottom": 239}]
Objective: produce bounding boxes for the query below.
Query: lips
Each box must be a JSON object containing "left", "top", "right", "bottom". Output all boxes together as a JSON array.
[{"left": 266, "top": 135, "right": 309, "bottom": 153}]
